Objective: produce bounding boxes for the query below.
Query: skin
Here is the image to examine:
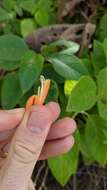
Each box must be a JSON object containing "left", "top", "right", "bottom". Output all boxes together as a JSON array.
[{"left": 0, "top": 102, "right": 77, "bottom": 190}]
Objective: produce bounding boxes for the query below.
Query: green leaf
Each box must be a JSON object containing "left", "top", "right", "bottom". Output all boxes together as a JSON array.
[
  {"left": 3, "top": 0, "right": 15, "bottom": 11},
  {"left": 64, "top": 80, "right": 78, "bottom": 96},
  {"left": 19, "top": 51, "right": 44, "bottom": 93},
  {"left": 58, "top": 41, "right": 80, "bottom": 55},
  {"left": 0, "top": 34, "right": 28, "bottom": 61},
  {"left": 82, "top": 58, "right": 94, "bottom": 76},
  {"left": 0, "top": 7, "right": 14, "bottom": 21},
  {"left": 21, "top": 18, "right": 37, "bottom": 37},
  {"left": 1, "top": 73, "right": 22, "bottom": 109},
  {"left": 103, "top": 38, "right": 107, "bottom": 60},
  {"left": 35, "top": 8, "right": 49, "bottom": 26},
  {"left": 0, "top": 60, "right": 19, "bottom": 71},
  {"left": 19, "top": 0, "right": 36, "bottom": 14},
  {"left": 98, "top": 101, "right": 107, "bottom": 121},
  {"left": 19, "top": 89, "right": 34, "bottom": 107},
  {"left": 35, "top": 0, "right": 54, "bottom": 11},
  {"left": 66, "top": 76, "right": 96, "bottom": 112},
  {"left": 48, "top": 132, "right": 79, "bottom": 186},
  {"left": 48, "top": 53, "right": 88, "bottom": 80},
  {"left": 12, "top": 19, "right": 21, "bottom": 35},
  {"left": 78, "top": 128, "right": 94, "bottom": 165},
  {"left": 0, "top": 47, "right": 27, "bottom": 62},
  {"left": 42, "top": 40, "right": 80, "bottom": 56},
  {"left": 100, "top": 14, "right": 107, "bottom": 40},
  {"left": 85, "top": 115, "right": 107, "bottom": 166},
  {"left": 91, "top": 40, "right": 106, "bottom": 74},
  {"left": 59, "top": 84, "right": 68, "bottom": 114},
  {"left": 0, "top": 34, "right": 26, "bottom": 48},
  {"left": 97, "top": 67, "right": 107, "bottom": 101},
  {"left": 0, "top": 34, "right": 28, "bottom": 70},
  {"left": 3, "top": 23, "right": 12, "bottom": 34},
  {"left": 34, "top": 0, "right": 55, "bottom": 25},
  {"left": 14, "top": 2, "right": 23, "bottom": 16},
  {"left": 45, "top": 80, "right": 59, "bottom": 103},
  {"left": 42, "top": 64, "right": 64, "bottom": 84}
]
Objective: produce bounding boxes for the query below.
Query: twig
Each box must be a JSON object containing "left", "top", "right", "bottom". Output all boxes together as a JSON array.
[
  {"left": 0, "top": 0, "right": 3, "bottom": 6},
  {"left": 73, "top": 175, "right": 77, "bottom": 190},
  {"left": 103, "top": 177, "right": 107, "bottom": 190},
  {"left": 39, "top": 167, "right": 49, "bottom": 190},
  {"left": 34, "top": 161, "right": 46, "bottom": 187},
  {"left": 58, "top": 0, "right": 85, "bottom": 21},
  {"left": 79, "top": 23, "right": 96, "bottom": 56},
  {"left": 0, "top": 70, "right": 6, "bottom": 78},
  {"left": 80, "top": 9, "right": 90, "bottom": 22}
]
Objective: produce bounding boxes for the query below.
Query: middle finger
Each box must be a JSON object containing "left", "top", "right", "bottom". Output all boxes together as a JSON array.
[{"left": 47, "top": 117, "right": 77, "bottom": 140}]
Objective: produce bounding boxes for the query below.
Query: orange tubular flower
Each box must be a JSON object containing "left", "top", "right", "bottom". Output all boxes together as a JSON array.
[{"left": 26, "top": 76, "right": 51, "bottom": 110}]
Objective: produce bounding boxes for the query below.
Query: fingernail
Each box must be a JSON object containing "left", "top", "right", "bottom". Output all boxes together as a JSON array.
[
  {"left": 46, "top": 102, "right": 60, "bottom": 122},
  {"left": 27, "top": 110, "right": 51, "bottom": 134}
]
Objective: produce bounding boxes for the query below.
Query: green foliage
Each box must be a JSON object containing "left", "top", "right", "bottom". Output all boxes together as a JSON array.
[
  {"left": 48, "top": 131, "right": 79, "bottom": 186},
  {"left": 78, "top": 128, "right": 94, "bottom": 165},
  {"left": 19, "top": 89, "right": 34, "bottom": 107},
  {"left": 42, "top": 64, "right": 65, "bottom": 84},
  {"left": 0, "top": 1, "right": 107, "bottom": 187},
  {"left": 66, "top": 76, "right": 97, "bottom": 112},
  {"left": 103, "top": 38, "right": 107, "bottom": 59},
  {"left": 19, "top": 51, "right": 44, "bottom": 93},
  {"left": 0, "top": 34, "right": 28, "bottom": 70},
  {"left": 3, "top": 0, "right": 15, "bottom": 11},
  {"left": 1, "top": 0, "right": 56, "bottom": 36},
  {"left": 18, "top": 0, "right": 36, "bottom": 14},
  {"left": 85, "top": 115, "right": 107, "bottom": 167},
  {"left": 99, "top": 14, "right": 107, "bottom": 40},
  {"left": 98, "top": 101, "right": 107, "bottom": 121},
  {"left": 0, "top": 34, "right": 28, "bottom": 57},
  {"left": 48, "top": 53, "right": 88, "bottom": 80},
  {"left": 91, "top": 40, "right": 106, "bottom": 74},
  {"left": 42, "top": 40, "right": 80, "bottom": 56},
  {"left": 0, "top": 7, "right": 15, "bottom": 21},
  {"left": 34, "top": 8, "right": 49, "bottom": 26},
  {"left": 97, "top": 67, "right": 107, "bottom": 101},
  {"left": 45, "top": 80, "right": 59, "bottom": 103},
  {"left": 1, "top": 73, "right": 22, "bottom": 109},
  {"left": 20, "top": 19, "right": 37, "bottom": 37}
]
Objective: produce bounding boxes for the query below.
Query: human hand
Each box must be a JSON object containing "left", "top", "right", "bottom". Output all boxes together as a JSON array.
[
  {"left": 0, "top": 102, "right": 76, "bottom": 190},
  {"left": 0, "top": 102, "right": 76, "bottom": 160}
]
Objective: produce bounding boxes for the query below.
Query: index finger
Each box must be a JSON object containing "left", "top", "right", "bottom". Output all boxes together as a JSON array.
[{"left": 0, "top": 108, "right": 24, "bottom": 132}]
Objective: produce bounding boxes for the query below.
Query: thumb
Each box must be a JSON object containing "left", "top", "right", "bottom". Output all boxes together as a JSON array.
[{"left": 0, "top": 103, "right": 60, "bottom": 190}]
